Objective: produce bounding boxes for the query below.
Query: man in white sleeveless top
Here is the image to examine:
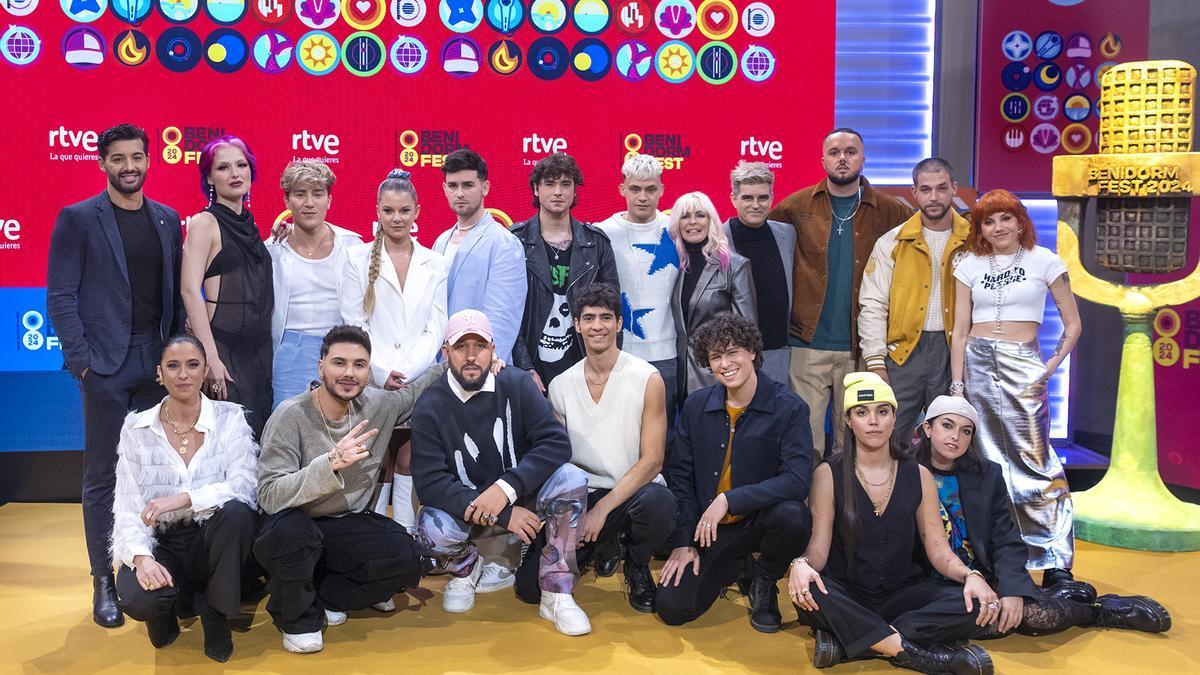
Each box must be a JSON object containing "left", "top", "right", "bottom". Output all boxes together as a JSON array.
[{"left": 547, "top": 283, "right": 676, "bottom": 614}]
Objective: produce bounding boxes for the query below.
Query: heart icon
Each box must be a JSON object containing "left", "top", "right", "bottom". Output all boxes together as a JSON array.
[
  {"left": 356, "top": 0, "right": 371, "bottom": 14},
  {"left": 709, "top": 10, "right": 726, "bottom": 27}
]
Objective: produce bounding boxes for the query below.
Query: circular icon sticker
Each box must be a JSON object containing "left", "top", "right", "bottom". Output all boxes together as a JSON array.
[
  {"left": 527, "top": 35, "right": 567, "bottom": 79},
  {"left": 1034, "top": 31, "right": 1062, "bottom": 59},
  {"left": 655, "top": 39, "right": 694, "bottom": 83},
  {"left": 441, "top": 35, "right": 480, "bottom": 76},
  {"left": 112, "top": 0, "right": 153, "bottom": 23},
  {"left": 60, "top": 0, "right": 107, "bottom": 22},
  {"left": 252, "top": 29, "right": 292, "bottom": 72},
  {"left": 1002, "top": 125, "right": 1026, "bottom": 152},
  {"left": 487, "top": 37, "right": 521, "bottom": 74},
  {"left": 1033, "top": 94, "right": 1059, "bottom": 120},
  {"left": 62, "top": 25, "right": 105, "bottom": 69},
  {"left": 204, "top": 27, "right": 247, "bottom": 72},
  {"left": 1001, "top": 92, "right": 1030, "bottom": 123},
  {"left": 113, "top": 29, "right": 150, "bottom": 66},
  {"left": 1001, "top": 61, "right": 1031, "bottom": 92},
  {"left": 655, "top": 0, "right": 695, "bottom": 39},
  {"left": 1033, "top": 62, "right": 1061, "bottom": 91},
  {"left": 1099, "top": 31, "right": 1121, "bottom": 59},
  {"left": 158, "top": 0, "right": 199, "bottom": 22},
  {"left": 1095, "top": 60, "right": 1117, "bottom": 86},
  {"left": 342, "top": 30, "right": 385, "bottom": 76},
  {"left": 614, "top": 38, "right": 651, "bottom": 81},
  {"left": 1001, "top": 30, "right": 1031, "bottom": 61},
  {"left": 156, "top": 26, "right": 200, "bottom": 71},
  {"left": 484, "top": 0, "right": 523, "bottom": 34},
  {"left": 741, "top": 1, "right": 772, "bottom": 37},
  {"left": 696, "top": 40, "right": 735, "bottom": 84},
  {"left": 343, "top": 0, "right": 384, "bottom": 29},
  {"left": 1064, "top": 62, "right": 1091, "bottom": 90},
  {"left": 2, "top": 0, "right": 39, "bottom": 17},
  {"left": 251, "top": 0, "right": 290, "bottom": 23},
  {"left": 570, "top": 36, "right": 610, "bottom": 81},
  {"left": 614, "top": 0, "right": 649, "bottom": 35},
  {"left": 390, "top": 35, "right": 426, "bottom": 73},
  {"left": 529, "top": 0, "right": 565, "bottom": 33},
  {"left": 440, "top": 0, "right": 482, "bottom": 32},
  {"left": 204, "top": 0, "right": 247, "bottom": 24},
  {"left": 573, "top": 0, "right": 610, "bottom": 34},
  {"left": 1061, "top": 122, "right": 1092, "bottom": 154},
  {"left": 296, "top": 0, "right": 340, "bottom": 28},
  {"left": 391, "top": 0, "right": 425, "bottom": 25},
  {"left": 740, "top": 44, "right": 773, "bottom": 82},
  {"left": 296, "top": 29, "right": 339, "bottom": 74},
  {"left": 1065, "top": 32, "right": 1090, "bottom": 58},
  {"left": 1063, "top": 93, "right": 1090, "bottom": 121},
  {"left": 696, "top": 0, "right": 735, "bottom": 40},
  {"left": 1030, "top": 122, "right": 1061, "bottom": 154}
]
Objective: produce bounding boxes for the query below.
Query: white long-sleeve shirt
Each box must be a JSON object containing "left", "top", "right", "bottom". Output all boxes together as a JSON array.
[{"left": 110, "top": 395, "right": 259, "bottom": 569}]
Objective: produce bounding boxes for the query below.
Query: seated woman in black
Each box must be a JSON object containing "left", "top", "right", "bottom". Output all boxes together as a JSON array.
[
  {"left": 788, "top": 372, "right": 997, "bottom": 675},
  {"left": 913, "top": 395, "right": 1170, "bottom": 639}
]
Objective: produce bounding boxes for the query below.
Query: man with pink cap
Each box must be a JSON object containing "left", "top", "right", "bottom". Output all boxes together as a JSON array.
[{"left": 411, "top": 309, "right": 592, "bottom": 635}]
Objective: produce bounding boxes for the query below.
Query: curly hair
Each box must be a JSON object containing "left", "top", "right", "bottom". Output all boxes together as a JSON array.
[
  {"left": 689, "top": 314, "right": 764, "bottom": 372},
  {"left": 280, "top": 160, "right": 336, "bottom": 193},
  {"left": 569, "top": 282, "right": 620, "bottom": 318},
  {"left": 966, "top": 189, "right": 1038, "bottom": 255},
  {"left": 529, "top": 153, "right": 583, "bottom": 209}
]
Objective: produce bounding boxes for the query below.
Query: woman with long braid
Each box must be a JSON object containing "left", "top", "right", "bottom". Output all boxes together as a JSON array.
[{"left": 341, "top": 170, "right": 448, "bottom": 530}]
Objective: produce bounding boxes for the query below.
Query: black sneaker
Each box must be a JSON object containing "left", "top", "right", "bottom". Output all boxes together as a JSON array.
[
  {"left": 1085, "top": 594, "right": 1172, "bottom": 633},
  {"left": 624, "top": 561, "right": 656, "bottom": 613},
  {"left": 889, "top": 639, "right": 994, "bottom": 675},
  {"left": 747, "top": 574, "right": 782, "bottom": 633}
]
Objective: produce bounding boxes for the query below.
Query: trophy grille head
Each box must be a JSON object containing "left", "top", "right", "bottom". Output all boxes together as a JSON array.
[{"left": 1099, "top": 61, "right": 1194, "bottom": 155}]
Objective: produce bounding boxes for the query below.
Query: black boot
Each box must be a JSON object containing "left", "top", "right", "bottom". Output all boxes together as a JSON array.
[
  {"left": 889, "top": 639, "right": 993, "bottom": 675},
  {"left": 92, "top": 575, "right": 124, "bottom": 628},
  {"left": 1084, "top": 594, "right": 1172, "bottom": 633},
  {"left": 747, "top": 574, "right": 782, "bottom": 633},
  {"left": 1041, "top": 567, "right": 1074, "bottom": 588},
  {"left": 811, "top": 628, "right": 843, "bottom": 668},
  {"left": 1042, "top": 579, "right": 1097, "bottom": 604},
  {"left": 624, "top": 560, "right": 656, "bottom": 613},
  {"left": 199, "top": 599, "right": 233, "bottom": 663},
  {"left": 594, "top": 533, "right": 624, "bottom": 578},
  {"left": 146, "top": 610, "right": 180, "bottom": 648}
]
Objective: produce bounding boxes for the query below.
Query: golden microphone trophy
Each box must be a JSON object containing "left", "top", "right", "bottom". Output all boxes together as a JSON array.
[{"left": 1053, "top": 60, "right": 1200, "bottom": 551}]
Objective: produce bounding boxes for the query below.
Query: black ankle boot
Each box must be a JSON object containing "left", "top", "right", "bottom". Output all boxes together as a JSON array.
[
  {"left": 889, "top": 639, "right": 993, "bottom": 675},
  {"left": 92, "top": 575, "right": 124, "bottom": 628},
  {"left": 1043, "top": 579, "right": 1097, "bottom": 604},
  {"left": 1084, "top": 594, "right": 1172, "bottom": 633},
  {"left": 594, "top": 533, "right": 624, "bottom": 578},
  {"left": 623, "top": 560, "right": 656, "bottom": 613},
  {"left": 747, "top": 574, "right": 782, "bottom": 633},
  {"left": 146, "top": 610, "right": 180, "bottom": 648},
  {"left": 199, "top": 600, "right": 233, "bottom": 663},
  {"left": 1041, "top": 567, "right": 1074, "bottom": 588},
  {"left": 812, "top": 628, "right": 843, "bottom": 668}
]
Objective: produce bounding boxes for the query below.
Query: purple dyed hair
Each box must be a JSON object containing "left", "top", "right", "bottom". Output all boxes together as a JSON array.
[{"left": 198, "top": 135, "right": 257, "bottom": 201}]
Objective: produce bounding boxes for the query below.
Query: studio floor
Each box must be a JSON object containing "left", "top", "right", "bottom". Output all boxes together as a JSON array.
[{"left": 1, "top": 503, "right": 1196, "bottom": 674}]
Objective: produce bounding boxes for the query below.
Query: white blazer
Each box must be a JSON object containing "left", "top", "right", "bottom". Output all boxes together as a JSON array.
[
  {"left": 341, "top": 239, "right": 449, "bottom": 387},
  {"left": 267, "top": 223, "right": 363, "bottom": 348}
]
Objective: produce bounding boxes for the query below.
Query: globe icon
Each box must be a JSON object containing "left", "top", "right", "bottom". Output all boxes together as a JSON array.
[
  {"left": 741, "top": 45, "right": 774, "bottom": 81},
  {"left": 391, "top": 36, "right": 426, "bottom": 73},
  {"left": 3, "top": 26, "right": 40, "bottom": 65}
]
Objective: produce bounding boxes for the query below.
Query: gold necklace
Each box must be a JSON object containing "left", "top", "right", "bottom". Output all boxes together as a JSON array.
[
  {"left": 162, "top": 399, "right": 201, "bottom": 455},
  {"left": 855, "top": 459, "right": 897, "bottom": 517},
  {"left": 314, "top": 389, "right": 353, "bottom": 449},
  {"left": 584, "top": 367, "right": 612, "bottom": 387}
]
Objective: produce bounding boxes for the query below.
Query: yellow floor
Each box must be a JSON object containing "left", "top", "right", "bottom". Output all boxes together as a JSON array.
[{"left": 0, "top": 503, "right": 1196, "bottom": 674}]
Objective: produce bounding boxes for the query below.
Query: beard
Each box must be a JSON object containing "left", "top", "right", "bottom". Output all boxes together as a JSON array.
[
  {"left": 322, "top": 376, "right": 364, "bottom": 403},
  {"left": 826, "top": 169, "right": 861, "bottom": 187},
  {"left": 450, "top": 361, "right": 490, "bottom": 391},
  {"left": 921, "top": 202, "right": 950, "bottom": 222},
  {"left": 107, "top": 170, "right": 145, "bottom": 195}
]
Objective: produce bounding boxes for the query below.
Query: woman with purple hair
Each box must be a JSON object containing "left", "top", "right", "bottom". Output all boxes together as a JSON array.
[
  {"left": 181, "top": 135, "right": 274, "bottom": 438},
  {"left": 668, "top": 191, "right": 758, "bottom": 398}
]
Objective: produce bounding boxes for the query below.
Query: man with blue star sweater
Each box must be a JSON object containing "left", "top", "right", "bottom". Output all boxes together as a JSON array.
[{"left": 596, "top": 154, "right": 682, "bottom": 432}]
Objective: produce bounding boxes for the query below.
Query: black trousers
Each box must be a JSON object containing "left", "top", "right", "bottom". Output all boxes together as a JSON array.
[
  {"left": 115, "top": 501, "right": 258, "bottom": 622},
  {"left": 81, "top": 334, "right": 165, "bottom": 576},
  {"left": 656, "top": 500, "right": 811, "bottom": 626},
  {"left": 578, "top": 483, "right": 677, "bottom": 566},
  {"left": 797, "top": 576, "right": 984, "bottom": 657},
  {"left": 253, "top": 508, "right": 422, "bottom": 634}
]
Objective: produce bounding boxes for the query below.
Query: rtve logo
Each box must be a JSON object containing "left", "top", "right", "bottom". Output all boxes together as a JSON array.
[
  {"left": 740, "top": 136, "right": 783, "bottom": 161},
  {"left": 0, "top": 218, "right": 20, "bottom": 250},
  {"left": 292, "top": 130, "right": 341, "bottom": 155},
  {"left": 48, "top": 127, "right": 99, "bottom": 151},
  {"left": 523, "top": 133, "right": 567, "bottom": 154}
]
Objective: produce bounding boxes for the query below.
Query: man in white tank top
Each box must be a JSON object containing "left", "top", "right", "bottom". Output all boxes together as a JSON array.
[{"left": 547, "top": 283, "right": 676, "bottom": 614}]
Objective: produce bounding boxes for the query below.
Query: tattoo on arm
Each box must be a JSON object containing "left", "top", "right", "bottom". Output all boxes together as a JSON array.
[{"left": 1050, "top": 334, "right": 1066, "bottom": 362}]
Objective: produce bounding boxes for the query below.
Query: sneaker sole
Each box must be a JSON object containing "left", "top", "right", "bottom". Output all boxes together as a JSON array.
[
  {"left": 538, "top": 605, "right": 592, "bottom": 636},
  {"left": 442, "top": 598, "right": 475, "bottom": 613},
  {"left": 283, "top": 641, "right": 323, "bottom": 654}
]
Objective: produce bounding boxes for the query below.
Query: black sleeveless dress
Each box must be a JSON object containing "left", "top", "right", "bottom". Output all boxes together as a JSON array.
[{"left": 203, "top": 203, "right": 274, "bottom": 438}]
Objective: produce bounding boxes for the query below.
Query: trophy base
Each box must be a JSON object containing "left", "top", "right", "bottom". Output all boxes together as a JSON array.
[{"left": 1074, "top": 473, "right": 1200, "bottom": 552}]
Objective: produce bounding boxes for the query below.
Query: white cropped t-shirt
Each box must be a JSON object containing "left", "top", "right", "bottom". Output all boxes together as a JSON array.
[{"left": 953, "top": 245, "right": 1067, "bottom": 325}]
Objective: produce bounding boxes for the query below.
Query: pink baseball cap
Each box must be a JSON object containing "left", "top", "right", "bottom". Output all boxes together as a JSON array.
[{"left": 445, "top": 309, "right": 494, "bottom": 344}]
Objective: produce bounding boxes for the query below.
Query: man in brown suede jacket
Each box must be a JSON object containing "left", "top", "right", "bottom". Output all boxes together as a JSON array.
[{"left": 767, "top": 128, "right": 912, "bottom": 460}]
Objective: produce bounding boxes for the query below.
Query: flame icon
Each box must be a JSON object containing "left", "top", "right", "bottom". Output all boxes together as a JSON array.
[
  {"left": 489, "top": 39, "right": 520, "bottom": 75},
  {"left": 116, "top": 30, "right": 148, "bottom": 65}
]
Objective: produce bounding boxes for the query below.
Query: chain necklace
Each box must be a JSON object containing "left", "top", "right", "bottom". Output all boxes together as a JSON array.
[
  {"left": 161, "top": 399, "right": 201, "bottom": 455},
  {"left": 855, "top": 459, "right": 897, "bottom": 517},
  {"left": 545, "top": 237, "right": 572, "bottom": 262},
  {"left": 832, "top": 186, "right": 863, "bottom": 235},
  {"left": 987, "top": 247, "right": 1025, "bottom": 335},
  {"left": 314, "top": 389, "right": 354, "bottom": 450}
]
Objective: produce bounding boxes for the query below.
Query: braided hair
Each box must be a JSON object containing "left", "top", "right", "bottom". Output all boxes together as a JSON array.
[{"left": 364, "top": 170, "right": 418, "bottom": 315}]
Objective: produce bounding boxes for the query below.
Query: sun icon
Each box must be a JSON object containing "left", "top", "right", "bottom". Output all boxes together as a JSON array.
[
  {"left": 658, "top": 44, "right": 692, "bottom": 78},
  {"left": 302, "top": 36, "right": 336, "bottom": 69}
]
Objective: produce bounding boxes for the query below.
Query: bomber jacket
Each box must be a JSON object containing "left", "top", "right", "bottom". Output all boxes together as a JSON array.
[
  {"left": 857, "top": 210, "right": 971, "bottom": 370},
  {"left": 767, "top": 178, "right": 912, "bottom": 348}
]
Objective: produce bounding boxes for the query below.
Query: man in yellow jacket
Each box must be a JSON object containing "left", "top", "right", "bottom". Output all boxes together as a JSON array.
[{"left": 857, "top": 158, "right": 971, "bottom": 446}]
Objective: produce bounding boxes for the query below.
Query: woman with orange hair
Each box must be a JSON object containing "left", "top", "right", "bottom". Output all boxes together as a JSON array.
[{"left": 948, "top": 189, "right": 1084, "bottom": 597}]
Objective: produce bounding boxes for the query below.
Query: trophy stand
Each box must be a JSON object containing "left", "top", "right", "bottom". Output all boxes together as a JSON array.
[{"left": 1053, "top": 60, "right": 1200, "bottom": 551}]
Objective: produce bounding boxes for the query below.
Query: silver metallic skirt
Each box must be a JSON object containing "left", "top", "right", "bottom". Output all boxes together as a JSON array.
[{"left": 965, "top": 335, "right": 1074, "bottom": 570}]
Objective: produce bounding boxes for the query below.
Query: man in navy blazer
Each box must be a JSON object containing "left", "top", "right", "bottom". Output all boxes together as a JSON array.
[{"left": 46, "top": 124, "right": 184, "bottom": 628}]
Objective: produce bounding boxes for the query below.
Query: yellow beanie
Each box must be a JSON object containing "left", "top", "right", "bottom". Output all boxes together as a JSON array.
[{"left": 842, "top": 371, "right": 898, "bottom": 413}]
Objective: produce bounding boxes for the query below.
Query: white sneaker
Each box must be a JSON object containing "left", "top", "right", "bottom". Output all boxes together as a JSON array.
[
  {"left": 282, "top": 631, "right": 324, "bottom": 653},
  {"left": 539, "top": 592, "right": 592, "bottom": 636},
  {"left": 372, "top": 598, "right": 396, "bottom": 612},
  {"left": 477, "top": 560, "right": 516, "bottom": 593},
  {"left": 442, "top": 559, "right": 485, "bottom": 613},
  {"left": 324, "top": 609, "right": 347, "bottom": 626}
]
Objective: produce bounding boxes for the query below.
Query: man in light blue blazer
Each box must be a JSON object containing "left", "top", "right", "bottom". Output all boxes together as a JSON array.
[{"left": 432, "top": 149, "right": 526, "bottom": 363}]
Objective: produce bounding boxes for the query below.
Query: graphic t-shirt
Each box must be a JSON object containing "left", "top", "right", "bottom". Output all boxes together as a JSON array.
[
  {"left": 953, "top": 245, "right": 1067, "bottom": 325},
  {"left": 536, "top": 241, "right": 574, "bottom": 384},
  {"left": 933, "top": 467, "right": 975, "bottom": 570}
]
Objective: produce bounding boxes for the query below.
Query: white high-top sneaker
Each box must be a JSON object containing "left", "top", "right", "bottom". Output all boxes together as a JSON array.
[
  {"left": 282, "top": 631, "right": 324, "bottom": 654},
  {"left": 442, "top": 559, "right": 485, "bottom": 613},
  {"left": 324, "top": 609, "right": 347, "bottom": 626},
  {"left": 539, "top": 592, "right": 592, "bottom": 636},
  {"left": 372, "top": 598, "right": 397, "bottom": 612}
]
